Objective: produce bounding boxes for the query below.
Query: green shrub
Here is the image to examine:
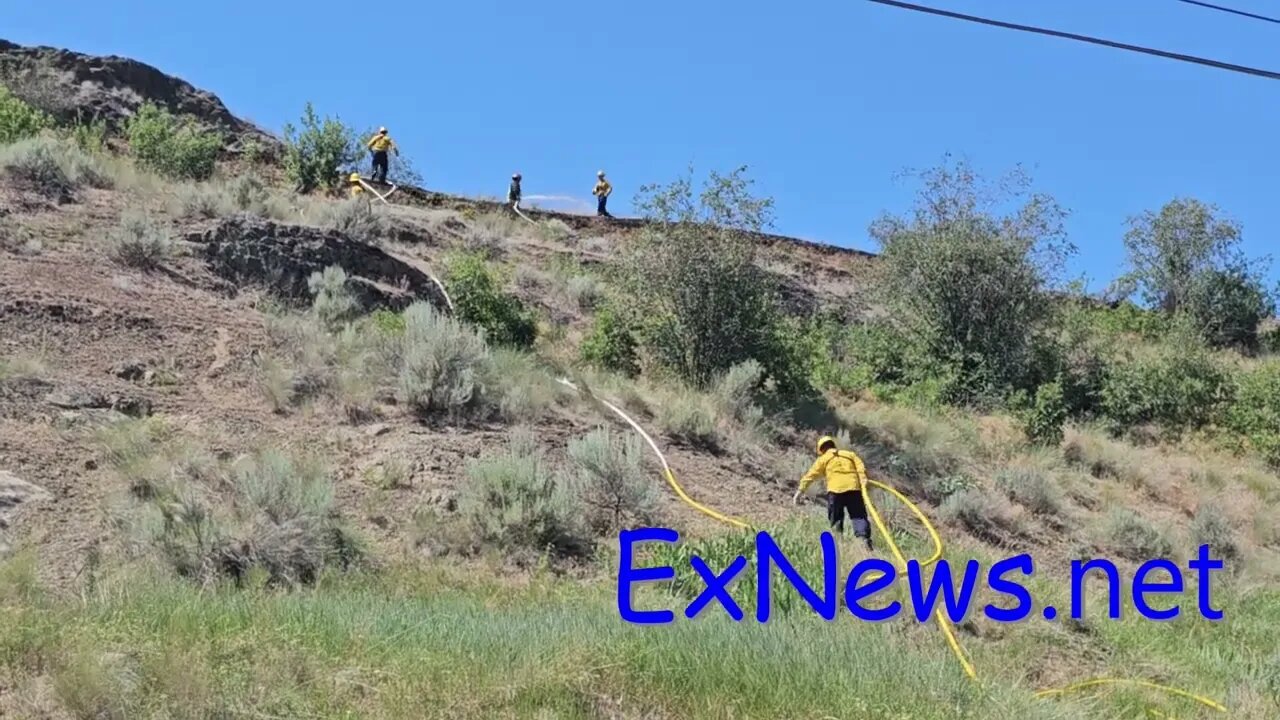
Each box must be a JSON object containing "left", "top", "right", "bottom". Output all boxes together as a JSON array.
[
  {"left": 870, "top": 158, "right": 1073, "bottom": 404},
  {"left": 1100, "top": 336, "right": 1231, "bottom": 434},
  {"left": 126, "top": 103, "right": 221, "bottom": 180},
  {"left": 397, "top": 302, "right": 489, "bottom": 417},
  {"left": 481, "top": 347, "right": 563, "bottom": 422},
  {"left": 0, "top": 135, "right": 110, "bottom": 198},
  {"left": 565, "top": 274, "right": 604, "bottom": 311},
  {"left": 316, "top": 196, "right": 386, "bottom": 242},
  {"left": 940, "top": 489, "right": 1023, "bottom": 543},
  {"left": 994, "top": 468, "right": 1064, "bottom": 516},
  {"left": 657, "top": 392, "right": 719, "bottom": 448},
  {"left": 108, "top": 211, "right": 171, "bottom": 269},
  {"left": 1186, "top": 265, "right": 1275, "bottom": 351},
  {"left": 625, "top": 167, "right": 785, "bottom": 389},
  {"left": 1190, "top": 503, "right": 1239, "bottom": 561},
  {"left": 565, "top": 426, "right": 659, "bottom": 533},
  {"left": 308, "top": 266, "right": 359, "bottom": 329},
  {"left": 370, "top": 309, "right": 406, "bottom": 335},
  {"left": 0, "top": 85, "right": 51, "bottom": 144},
  {"left": 1020, "top": 381, "right": 1067, "bottom": 446},
  {"left": 283, "top": 102, "right": 359, "bottom": 193},
  {"left": 1103, "top": 509, "right": 1174, "bottom": 561},
  {"left": 70, "top": 115, "right": 108, "bottom": 154},
  {"left": 446, "top": 253, "right": 537, "bottom": 348},
  {"left": 580, "top": 305, "right": 640, "bottom": 377},
  {"left": 1223, "top": 361, "right": 1280, "bottom": 466},
  {"left": 457, "top": 429, "right": 588, "bottom": 557}
]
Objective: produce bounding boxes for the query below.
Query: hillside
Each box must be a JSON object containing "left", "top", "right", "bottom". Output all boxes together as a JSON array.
[{"left": 2, "top": 38, "right": 1279, "bottom": 720}]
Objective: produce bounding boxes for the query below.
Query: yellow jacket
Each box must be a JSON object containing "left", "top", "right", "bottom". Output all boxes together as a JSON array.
[
  {"left": 799, "top": 448, "right": 869, "bottom": 494},
  {"left": 349, "top": 184, "right": 364, "bottom": 198},
  {"left": 367, "top": 134, "right": 395, "bottom": 152},
  {"left": 593, "top": 179, "right": 612, "bottom": 197}
]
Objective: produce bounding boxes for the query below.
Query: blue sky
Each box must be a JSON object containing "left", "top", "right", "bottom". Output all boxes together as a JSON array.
[{"left": 3, "top": 0, "right": 1278, "bottom": 292}]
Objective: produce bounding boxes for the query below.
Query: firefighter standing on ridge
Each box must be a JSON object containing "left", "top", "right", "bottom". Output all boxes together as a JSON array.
[
  {"left": 795, "top": 435, "right": 873, "bottom": 550},
  {"left": 508, "top": 172, "right": 522, "bottom": 210},
  {"left": 593, "top": 171, "right": 613, "bottom": 217},
  {"left": 366, "top": 127, "right": 398, "bottom": 184}
]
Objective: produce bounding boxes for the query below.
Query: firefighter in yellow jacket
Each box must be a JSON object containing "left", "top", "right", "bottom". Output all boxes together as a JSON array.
[
  {"left": 795, "top": 435, "right": 873, "bottom": 549},
  {"left": 366, "top": 127, "right": 398, "bottom": 184},
  {"left": 592, "top": 171, "right": 613, "bottom": 218}
]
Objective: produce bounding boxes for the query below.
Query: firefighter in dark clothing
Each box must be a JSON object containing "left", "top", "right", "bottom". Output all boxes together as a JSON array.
[
  {"left": 795, "top": 435, "right": 873, "bottom": 550},
  {"left": 508, "top": 172, "right": 522, "bottom": 210},
  {"left": 366, "top": 127, "right": 398, "bottom": 184}
]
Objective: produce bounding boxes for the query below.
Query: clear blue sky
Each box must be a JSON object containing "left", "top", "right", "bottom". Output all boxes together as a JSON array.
[{"left": 3, "top": 0, "right": 1278, "bottom": 292}]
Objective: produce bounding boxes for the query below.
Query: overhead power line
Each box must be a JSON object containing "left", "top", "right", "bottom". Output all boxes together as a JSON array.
[
  {"left": 1173, "top": 0, "right": 1280, "bottom": 25},
  {"left": 864, "top": 0, "right": 1280, "bottom": 81}
]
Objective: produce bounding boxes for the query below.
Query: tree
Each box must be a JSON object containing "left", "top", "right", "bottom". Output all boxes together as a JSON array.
[
  {"left": 282, "top": 103, "right": 360, "bottom": 194},
  {"left": 1122, "top": 198, "right": 1274, "bottom": 349},
  {"left": 622, "top": 166, "right": 783, "bottom": 389},
  {"left": 1122, "top": 198, "right": 1242, "bottom": 315},
  {"left": 869, "top": 157, "right": 1074, "bottom": 403}
]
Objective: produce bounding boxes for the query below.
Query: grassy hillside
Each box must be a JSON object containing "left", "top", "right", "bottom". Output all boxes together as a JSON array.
[{"left": 2, "top": 49, "right": 1279, "bottom": 719}]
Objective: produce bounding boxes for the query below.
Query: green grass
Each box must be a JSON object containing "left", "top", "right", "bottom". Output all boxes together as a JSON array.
[{"left": 0, "top": 552, "right": 1092, "bottom": 720}]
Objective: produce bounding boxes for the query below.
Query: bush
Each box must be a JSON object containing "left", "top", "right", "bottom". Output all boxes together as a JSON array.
[
  {"left": 940, "top": 489, "right": 1023, "bottom": 543},
  {"left": 397, "top": 302, "right": 490, "bottom": 417},
  {"left": 457, "top": 429, "right": 588, "bottom": 557},
  {"left": 581, "top": 304, "right": 640, "bottom": 377},
  {"left": 308, "top": 266, "right": 359, "bottom": 329},
  {"left": 625, "top": 167, "right": 786, "bottom": 389},
  {"left": 565, "top": 274, "right": 605, "bottom": 311},
  {"left": 316, "top": 197, "right": 385, "bottom": 242},
  {"left": 108, "top": 211, "right": 172, "bottom": 269},
  {"left": 126, "top": 103, "right": 221, "bottom": 180},
  {"left": 994, "top": 468, "right": 1063, "bottom": 516},
  {"left": 70, "top": 116, "right": 108, "bottom": 154},
  {"left": 1020, "top": 381, "right": 1067, "bottom": 446},
  {"left": 1103, "top": 509, "right": 1174, "bottom": 561},
  {"left": 1185, "top": 265, "right": 1275, "bottom": 351},
  {"left": 1224, "top": 361, "right": 1280, "bottom": 467},
  {"left": 1190, "top": 503, "right": 1239, "bottom": 561},
  {"left": 282, "top": 102, "right": 360, "bottom": 193},
  {"left": 870, "top": 158, "right": 1073, "bottom": 403},
  {"left": 446, "top": 253, "right": 537, "bottom": 348},
  {"left": 566, "top": 426, "right": 659, "bottom": 533},
  {"left": 1100, "top": 338, "right": 1231, "bottom": 433},
  {"left": 657, "top": 392, "right": 719, "bottom": 448},
  {"left": 481, "top": 347, "right": 563, "bottom": 422},
  {"left": 0, "top": 135, "right": 111, "bottom": 198},
  {"left": 0, "top": 85, "right": 52, "bottom": 144}
]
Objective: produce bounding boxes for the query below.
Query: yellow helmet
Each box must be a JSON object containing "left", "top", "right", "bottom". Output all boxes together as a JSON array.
[
  {"left": 816, "top": 435, "right": 837, "bottom": 454},
  {"left": 348, "top": 172, "right": 361, "bottom": 182}
]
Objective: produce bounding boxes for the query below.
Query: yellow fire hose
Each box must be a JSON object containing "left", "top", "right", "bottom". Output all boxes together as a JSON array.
[{"left": 556, "top": 378, "right": 1229, "bottom": 715}]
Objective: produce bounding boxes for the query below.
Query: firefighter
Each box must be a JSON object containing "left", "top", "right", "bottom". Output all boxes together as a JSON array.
[
  {"left": 348, "top": 172, "right": 364, "bottom": 198},
  {"left": 366, "top": 127, "right": 398, "bottom": 184},
  {"left": 795, "top": 435, "right": 873, "bottom": 550},
  {"left": 592, "top": 170, "right": 613, "bottom": 217},
  {"left": 508, "top": 172, "right": 522, "bottom": 210}
]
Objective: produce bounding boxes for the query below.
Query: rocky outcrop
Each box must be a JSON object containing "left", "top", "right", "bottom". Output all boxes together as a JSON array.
[
  {"left": 187, "top": 217, "right": 451, "bottom": 313},
  {"left": 0, "top": 38, "right": 278, "bottom": 153},
  {"left": 0, "top": 470, "right": 48, "bottom": 555}
]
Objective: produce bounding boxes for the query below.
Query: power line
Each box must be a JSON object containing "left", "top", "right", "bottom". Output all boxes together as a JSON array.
[
  {"left": 1173, "top": 0, "right": 1280, "bottom": 25},
  {"left": 864, "top": 0, "right": 1280, "bottom": 80}
]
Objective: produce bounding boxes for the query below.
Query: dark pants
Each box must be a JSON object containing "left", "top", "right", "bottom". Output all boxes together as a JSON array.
[
  {"left": 371, "top": 151, "right": 389, "bottom": 183},
  {"left": 597, "top": 195, "right": 611, "bottom": 217},
  {"left": 828, "top": 491, "right": 872, "bottom": 549}
]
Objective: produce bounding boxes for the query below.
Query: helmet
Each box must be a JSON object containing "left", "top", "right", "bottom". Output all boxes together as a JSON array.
[
  {"left": 512, "top": 172, "right": 521, "bottom": 179},
  {"left": 597, "top": 170, "right": 605, "bottom": 177},
  {"left": 816, "top": 435, "right": 837, "bottom": 454},
  {"left": 378, "top": 126, "right": 387, "bottom": 133},
  {"left": 348, "top": 172, "right": 361, "bottom": 182}
]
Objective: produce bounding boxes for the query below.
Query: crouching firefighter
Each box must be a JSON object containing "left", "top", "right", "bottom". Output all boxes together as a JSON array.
[{"left": 794, "top": 435, "right": 873, "bottom": 550}]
